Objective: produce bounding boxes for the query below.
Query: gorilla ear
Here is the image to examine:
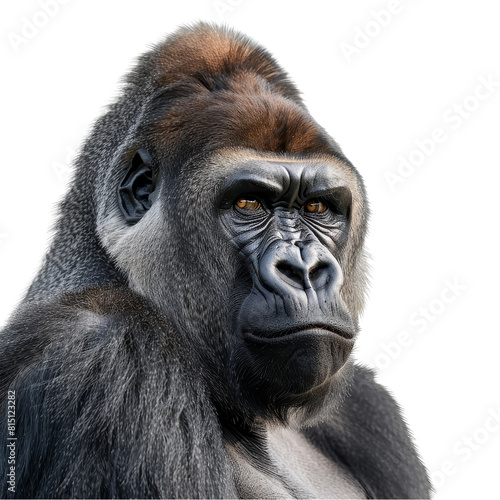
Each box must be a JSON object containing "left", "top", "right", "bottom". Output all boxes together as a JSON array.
[{"left": 118, "top": 149, "right": 158, "bottom": 224}]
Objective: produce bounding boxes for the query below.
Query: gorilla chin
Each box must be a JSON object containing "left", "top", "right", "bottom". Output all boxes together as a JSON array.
[{"left": 236, "top": 326, "right": 355, "bottom": 419}]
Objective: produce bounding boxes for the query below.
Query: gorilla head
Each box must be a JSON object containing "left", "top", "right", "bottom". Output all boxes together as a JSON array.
[{"left": 92, "top": 24, "right": 369, "bottom": 426}]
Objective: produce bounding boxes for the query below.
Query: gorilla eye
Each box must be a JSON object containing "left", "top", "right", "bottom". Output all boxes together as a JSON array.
[
  {"left": 305, "top": 200, "right": 327, "bottom": 213},
  {"left": 235, "top": 198, "right": 261, "bottom": 210}
]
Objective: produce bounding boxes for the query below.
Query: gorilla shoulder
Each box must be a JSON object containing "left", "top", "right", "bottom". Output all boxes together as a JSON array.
[
  {"left": 0, "top": 287, "right": 234, "bottom": 498},
  {"left": 304, "top": 365, "right": 431, "bottom": 498}
]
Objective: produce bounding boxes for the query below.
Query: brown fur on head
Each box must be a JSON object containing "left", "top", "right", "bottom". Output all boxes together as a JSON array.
[
  {"left": 133, "top": 23, "right": 345, "bottom": 157},
  {"left": 152, "top": 23, "right": 304, "bottom": 103}
]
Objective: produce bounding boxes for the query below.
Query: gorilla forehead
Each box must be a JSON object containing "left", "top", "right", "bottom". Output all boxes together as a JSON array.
[
  {"left": 168, "top": 149, "right": 360, "bottom": 196},
  {"left": 217, "top": 158, "right": 352, "bottom": 208}
]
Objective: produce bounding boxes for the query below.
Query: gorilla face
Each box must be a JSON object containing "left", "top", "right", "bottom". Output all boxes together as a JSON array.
[{"left": 217, "top": 158, "right": 355, "bottom": 411}]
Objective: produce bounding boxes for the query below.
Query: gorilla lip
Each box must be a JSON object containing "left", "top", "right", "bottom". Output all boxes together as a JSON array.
[{"left": 243, "top": 324, "right": 354, "bottom": 343}]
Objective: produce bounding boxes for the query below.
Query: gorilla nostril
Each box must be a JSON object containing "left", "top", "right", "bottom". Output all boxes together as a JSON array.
[
  {"left": 309, "top": 262, "right": 329, "bottom": 281},
  {"left": 276, "top": 262, "right": 304, "bottom": 287}
]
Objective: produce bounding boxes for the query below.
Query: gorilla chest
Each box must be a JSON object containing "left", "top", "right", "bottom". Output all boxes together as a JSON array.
[{"left": 227, "top": 428, "right": 366, "bottom": 499}]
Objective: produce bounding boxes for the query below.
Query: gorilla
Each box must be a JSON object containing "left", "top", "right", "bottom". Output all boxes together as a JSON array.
[{"left": 0, "top": 23, "right": 431, "bottom": 499}]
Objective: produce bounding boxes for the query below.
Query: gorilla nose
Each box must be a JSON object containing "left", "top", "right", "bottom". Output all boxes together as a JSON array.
[
  {"left": 276, "top": 259, "right": 331, "bottom": 290},
  {"left": 259, "top": 240, "right": 337, "bottom": 295}
]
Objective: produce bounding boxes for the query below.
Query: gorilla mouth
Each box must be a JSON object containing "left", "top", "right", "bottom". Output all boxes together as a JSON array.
[
  {"left": 243, "top": 324, "right": 354, "bottom": 343},
  {"left": 240, "top": 324, "right": 355, "bottom": 398}
]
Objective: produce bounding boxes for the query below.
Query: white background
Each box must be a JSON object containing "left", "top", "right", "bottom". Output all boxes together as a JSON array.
[{"left": 1, "top": 1, "right": 499, "bottom": 498}]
